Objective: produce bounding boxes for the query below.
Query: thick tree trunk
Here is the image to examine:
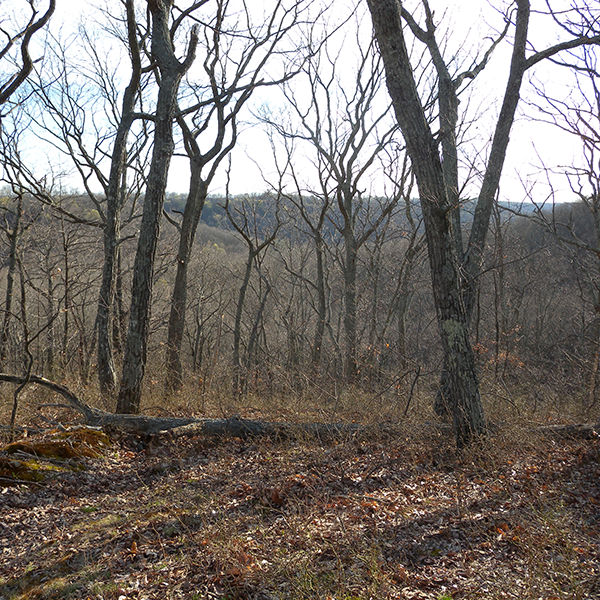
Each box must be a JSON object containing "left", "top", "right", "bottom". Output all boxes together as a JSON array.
[
  {"left": 420, "top": 179, "right": 485, "bottom": 447},
  {"left": 117, "top": 77, "right": 179, "bottom": 413},
  {"left": 117, "top": 0, "right": 198, "bottom": 414},
  {"left": 434, "top": 0, "right": 530, "bottom": 418},
  {"left": 367, "top": 0, "right": 486, "bottom": 447}
]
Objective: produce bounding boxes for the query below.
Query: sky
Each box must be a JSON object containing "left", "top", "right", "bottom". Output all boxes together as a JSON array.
[{"left": 11, "top": 0, "right": 593, "bottom": 204}]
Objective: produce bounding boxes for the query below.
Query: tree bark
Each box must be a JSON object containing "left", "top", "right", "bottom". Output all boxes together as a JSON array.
[
  {"left": 165, "top": 163, "right": 208, "bottom": 392},
  {"left": 117, "top": 0, "right": 199, "bottom": 414},
  {"left": 367, "top": 0, "right": 486, "bottom": 447},
  {"left": 97, "top": 0, "right": 142, "bottom": 396}
]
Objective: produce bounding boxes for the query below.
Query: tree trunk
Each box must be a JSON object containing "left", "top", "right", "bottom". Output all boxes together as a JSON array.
[
  {"left": 433, "top": 0, "right": 530, "bottom": 418},
  {"left": 232, "top": 251, "right": 255, "bottom": 398},
  {"left": 396, "top": 288, "right": 412, "bottom": 369},
  {"left": 165, "top": 163, "right": 208, "bottom": 392},
  {"left": 17, "top": 256, "right": 27, "bottom": 370},
  {"left": 0, "top": 197, "right": 22, "bottom": 369},
  {"left": 44, "top": 254, "right": 55, "bottom": 378},
  {"left": 367, "top": 0, "right": 486, "bottom": 447},
  {"left": 97, "top": 0, "right": 141, "bottom": 396},
  {"left": 462, "top": 0, "right": 530, "bottom": 321},
  {"left": 116, "top": 76, "right": 178, "bottom": 413},
  {"left": 97, "top": 212, "right": 121, "bottom": 394},
  {"left": 59, "top": 220, "right": 70, "bottom": 372},
  {"left": 343, "top": 230, "right": 358, "bottom": 381},
  {"left": 117, "top": 0, "right": 198, "bottom": 414},
  {"left": 246, "top": 271, "right": 272, "bottom": 373},
  {"left": 312, "top": 233, "right": 327, "bottom": 368}
]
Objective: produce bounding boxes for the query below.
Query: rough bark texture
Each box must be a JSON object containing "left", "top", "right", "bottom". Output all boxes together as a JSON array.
[
  {"left": 117, "top": 0, "right": 198, "bottom": 413},
  {"left": 97, "top": 0, "right": 142, "bottom": 396},
  {"left": 165, "top": 164, "right": 208, "bottom": 392},
  {"left": 367, "top": 0, "right": 486, "bottom": 447}
]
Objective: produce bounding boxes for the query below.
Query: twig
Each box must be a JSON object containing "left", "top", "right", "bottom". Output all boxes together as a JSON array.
[
  {"left": 403, "top": 365, "right": 421, "bottom": 417},
  {"left": 0, "top": 476, "right": 45, "bottom": 487},
  {"left": 36, "top": 403, "right": 74, "bottom": 410}
]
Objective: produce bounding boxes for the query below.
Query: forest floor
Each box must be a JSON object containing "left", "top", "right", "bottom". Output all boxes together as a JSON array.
[{"left": 1, "top": 414, "right": 600, "bottom": 600}]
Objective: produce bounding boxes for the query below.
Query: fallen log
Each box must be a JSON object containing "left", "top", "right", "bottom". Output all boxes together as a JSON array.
[
  {"left": 536, "top": 423, "right": 600, "bottom": 440},
  {"left": 167, "top": 418, "right": 363, "bottom": 440},
  {"left": 0, "top": 374, "right": 363, "bottom": 439},
  {"left": 1, "top": 373, "right": 598, "bottom": 442}
]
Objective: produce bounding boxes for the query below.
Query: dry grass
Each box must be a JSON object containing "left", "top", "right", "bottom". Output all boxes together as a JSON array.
[{"left": 0, "top": 374, "right": 599, "bottom": 599}]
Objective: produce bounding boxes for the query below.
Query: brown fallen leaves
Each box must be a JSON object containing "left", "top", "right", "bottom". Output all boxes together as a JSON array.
[
  {"left": 0, "top": 427, "right": 111, "bottom": 483},
  {"left": 0, "top": 426, "right": 599, "bottom": 599}
]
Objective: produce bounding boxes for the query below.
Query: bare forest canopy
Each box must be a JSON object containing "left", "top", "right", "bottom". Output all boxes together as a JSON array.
[
  {"left": 3, "top": 3, "right": 600, "bottom": 597},
  {"left": 0, "top": 0, "right": 599, "bottom": 449},
  {"left": 0, "top": 186, "right": 596, "bottom": 409}
]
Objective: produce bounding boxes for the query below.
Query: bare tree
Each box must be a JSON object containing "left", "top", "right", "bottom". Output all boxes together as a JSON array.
[
  {"left": 7, "top": 1, "right": 154, "bottom": 394},
  {"left": 96, "top": 0, "right": 146, "bottom": 395},
  {"left": 164, "top": 0, "right": 310, "bottom": 391},
  {"left": 527, "top": 44, "right": 600, "bottom": 412},
  {"left": 262, "top": 129, "right": 335, "bottom": 371},
  {"left": 223, "top": 189, "right": 282, "bottom": 398},
  {"left": 367, "top": 0, "right": 600, "bottom": 446},
  {"left": 263, "top": 19, "right": 403, "bottom": 381},
  {"left": 117, "top": 0, "right": 201, "bottom": 414},
  {"left": 0, "top": 0, "right": 56, "bottom": 105},
  {"left": 362, "top": 164, "right": 425, "bottom": 376}
]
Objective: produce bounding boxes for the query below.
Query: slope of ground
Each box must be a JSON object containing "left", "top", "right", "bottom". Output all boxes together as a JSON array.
[{"left": 1, "top": 426, "right": 599, "bottom": 599}]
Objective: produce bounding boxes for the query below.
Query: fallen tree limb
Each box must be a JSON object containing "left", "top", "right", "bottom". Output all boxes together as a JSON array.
[
  {"left": 1, "top": 373, "right": 598, "bottom": 441},
  {"left": 0, "top": 374, "right": 197, "bottom": 433},
  {"left": 167, "top": 418, "right": 364, "bottom": 440},
  {"left": 0, "top": 374, "right": 362, "bottom": 439},
  {"left": 0, "top": 374, "right": 103, "bottom": 422},
  {"left": 536, "top": 423, "right": 600, "bottom": 440}
]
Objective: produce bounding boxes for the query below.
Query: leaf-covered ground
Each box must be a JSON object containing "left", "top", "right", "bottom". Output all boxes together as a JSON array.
[{"left": 1, "top": 426, "right": 599, "bottom": 600}]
